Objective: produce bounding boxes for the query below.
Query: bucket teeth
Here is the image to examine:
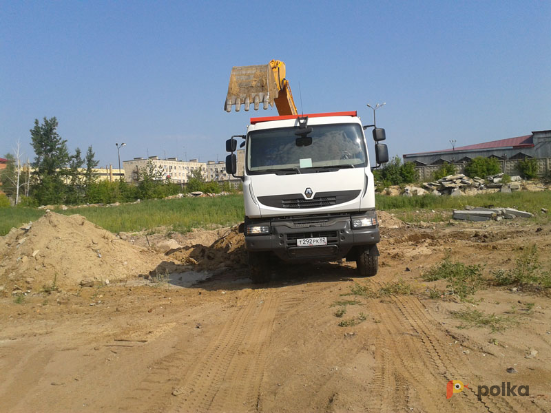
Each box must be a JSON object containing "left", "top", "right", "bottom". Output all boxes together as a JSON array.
[{"left": 224, "top": 64, "right": 278, "bottom": 113}]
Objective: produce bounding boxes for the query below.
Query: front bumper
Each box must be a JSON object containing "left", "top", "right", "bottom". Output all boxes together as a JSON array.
[{"left": 245, "top": 212, "right": 380, "bottom": 262}]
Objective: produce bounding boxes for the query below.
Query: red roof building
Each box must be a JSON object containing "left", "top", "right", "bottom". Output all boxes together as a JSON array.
[{"left": 403, "top": 130, "right": 550, "bottom": 165}]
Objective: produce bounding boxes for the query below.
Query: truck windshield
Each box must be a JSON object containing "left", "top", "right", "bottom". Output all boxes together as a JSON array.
[{"left": 247, "top": 123, "right": 367, "bottom": 174}]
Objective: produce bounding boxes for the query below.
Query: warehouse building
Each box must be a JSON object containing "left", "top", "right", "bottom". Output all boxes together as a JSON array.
[{"left": 403, "top": 130, "right": 551, "bottom": 166}]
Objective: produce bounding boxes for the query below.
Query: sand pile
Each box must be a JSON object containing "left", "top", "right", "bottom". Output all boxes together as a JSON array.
[
  {"left": 0, "top": 212, "right": 162, "bottom": 292},
  {"left": 166, "top": 226, "right": 247, "bottom": 271},
  {"left": 377, "top": 211, "right": 405, "bottom": 229}
]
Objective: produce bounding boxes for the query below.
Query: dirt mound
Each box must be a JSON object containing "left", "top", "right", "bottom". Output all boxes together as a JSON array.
[
  {"left": 0, "top": 212, "right": 162, "bottom": 292},
  {"left": 166, "top": 226, "right": 247, "bottom": 271},
  {"left": 377, "top": 211, "right": 405, "bottom": 228}
]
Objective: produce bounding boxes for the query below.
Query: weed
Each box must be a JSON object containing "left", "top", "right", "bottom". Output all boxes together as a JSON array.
[
  {"left": 344, "top": 280, "right": 413, "bottom": 299},
  {"left": 13, "top": 294, "right": 25, "bottom": 304},
  {"left": 427, "top": 288, "right": 443, "bottom": 299},
  {"left": 334, "top": 307, "right": 347, "bottom": 318},
  {"left": 349, "top": 283, "right": 374, "bottom": 297},
  {"left": 492, "top": 245, "right": 551, "bottom": 288},
  {"left": 524, "top": 302, "right": 536, "bottom": 313},
  {"left": 41, "top": 274, "right": 59, "bottom": 295},
  {"left": 151, "top": 268, "right": 170, "bottom": 285},
  {"left": 337, "top": 311, "right": 368, "bottom": 327},
  {"left": 331, "top": 299, "right": 360, "bottom": 307},
  {"left": 423, "top": 257, "right": 484, "bottom": 300},
  {"left": 378, "top": 280, "right": 413, "bottom": 296},
  {"left": 451, "top": 308, "right": 517, "bottom": 333}
]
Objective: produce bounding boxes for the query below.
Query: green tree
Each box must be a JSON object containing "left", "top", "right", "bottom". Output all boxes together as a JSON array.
[
  {"left": 186, "top": 167, "right": 206, "bottom": 192},
  {"left": 202, "top": 181, "right": 221, "bottom": 194},
  {"left": 221, "top": 180, "right": 232, "bottom": 192},
  {"left": 137, "top": 160, "right": 166, "bottom": 199},
  {"left": 464, "top": 157, "right": 501, "bottom": 178},
  {"left": 65, "top": 148, "right": 85, "bottom": 204},
  {"left": 432, "top": 162, "right": 456, "bottom": 180},
  {"left": 400, "top": 161, "right": 418, "bottom": 183},
  {"left": 0, "top": 153, "right": 16, "bottom": 197},
  {"left": 84, "top": 146, "right": 99, "bottom": 185},
  {"left": 30, "top": 117, "right": 70, "bottom": 204},
  {"left": 375, "top": 156, "right": 418, "bottom": 186},
  {"left": 0, "top": 193, "right": 10, "bottom": 208},
  {"left": 517, "top": 158, "right": 538, "bottom": 179}
]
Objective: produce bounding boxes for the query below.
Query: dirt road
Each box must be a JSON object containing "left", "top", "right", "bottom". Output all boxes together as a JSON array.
[{"left": 1, "top": 218, "right": 550, "bottom": 412}]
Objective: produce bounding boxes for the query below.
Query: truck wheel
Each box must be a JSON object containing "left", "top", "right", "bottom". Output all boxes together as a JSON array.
[
  {"left": 248, "top": 251, "right": 271, "bottom": 284},
  {"left": 357, "top": 248, "right": 378, "bottom": 277}
]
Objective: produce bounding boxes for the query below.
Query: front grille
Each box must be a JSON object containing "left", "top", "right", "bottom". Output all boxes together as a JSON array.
[
  {"left": 281, "top": 196, "right": 336, "bottom": 209},
  {"left": 258, "top": 190, "right": 360, "bottom": 209},
  {"left": 286, "top": 231, "right": 339, "bottom": 247}
]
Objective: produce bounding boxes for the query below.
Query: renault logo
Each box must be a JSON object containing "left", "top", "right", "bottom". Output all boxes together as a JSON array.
[{"left": 304, "top": 188, "right": 314, "bottom": 198}]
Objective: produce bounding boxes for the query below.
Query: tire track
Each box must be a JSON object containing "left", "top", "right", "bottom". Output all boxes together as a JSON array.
[
  {"left": 368, "top": 298, "right": 455, "bottom": 412},
  {"left": 394, "top": 295, "right": 547, "bottom": 413},
  {"left": 170, "top": 289, "right": 278, "bottom": 413}
]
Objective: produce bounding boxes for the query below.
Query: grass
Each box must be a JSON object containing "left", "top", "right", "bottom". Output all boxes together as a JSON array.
[
  {"left": 451, "top": 308, "right": 517, "bottom": 333},
  {"left": 0, "top": 195, "right": 244, "bottom": 236},
  {"left": 423, "top": 257, "right": 485, "bottom": 300},
  {"left": 492, "top": 245, "right": 551, "bottom": 289},
  {"left": 376, "top": 191, "right": 551, "bottom": 224},
  {"left": 0, "top": 207, "right": 45, "bottom": 236},
  {"left": 2, "top": 190, "right": 549, "bottom": 236}
]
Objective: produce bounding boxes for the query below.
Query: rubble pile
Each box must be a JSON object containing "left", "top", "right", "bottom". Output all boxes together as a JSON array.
[
  {"left": 452, "top": 207, "right": 534, "bottom": 222},
  {"left": 421, "top": 173, "right": 523, "bottom": 196}
]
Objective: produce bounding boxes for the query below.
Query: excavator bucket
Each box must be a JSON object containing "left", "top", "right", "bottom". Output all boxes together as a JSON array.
[{"left": 224, "top": 64, "right": 279, "bottom": 112}]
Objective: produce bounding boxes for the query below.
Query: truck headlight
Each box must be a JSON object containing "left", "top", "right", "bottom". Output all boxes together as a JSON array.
[
  {"left": 246, "top": 225, "right": 270, "bottom": 235},
  {"left": 351, "top": 217, "right": 378, "bottom": 228}
]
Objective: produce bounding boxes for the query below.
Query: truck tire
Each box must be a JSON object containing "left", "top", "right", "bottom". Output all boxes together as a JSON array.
[
  {"left": 357, "top": 248, "right": 378, "bottom": 277},
  {"left": 248, "top": 251, "right": 271, "bottom": 284}
]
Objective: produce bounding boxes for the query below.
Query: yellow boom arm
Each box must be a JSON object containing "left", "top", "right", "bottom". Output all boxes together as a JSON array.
[{"left": 224, "top": 60, "right": 298, "bottom": 116}]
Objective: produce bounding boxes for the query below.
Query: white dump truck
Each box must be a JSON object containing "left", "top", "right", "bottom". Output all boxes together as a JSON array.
[{"left": 224, "top": 61, "right": 388, "bottom": 283}]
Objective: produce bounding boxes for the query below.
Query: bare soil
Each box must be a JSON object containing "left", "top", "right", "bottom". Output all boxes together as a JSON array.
[{"left": 1, "top": 211, "right": 551, "bottom": 412}]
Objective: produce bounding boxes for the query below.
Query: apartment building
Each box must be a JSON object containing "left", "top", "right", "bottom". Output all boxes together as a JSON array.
[
  {"left": 123, "top": 156, "right": 206, "bottom": 184},
  {"left": 123, "top": 150, "right": 245, "bottom": 184}
]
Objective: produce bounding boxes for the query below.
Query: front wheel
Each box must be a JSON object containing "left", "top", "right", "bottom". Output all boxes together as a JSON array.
[
  {"left": 357, "top": 248, "right": 378, "bottom": 277},
  {"left": 248, "top": 251, "right": 271, "bottom": 284}
]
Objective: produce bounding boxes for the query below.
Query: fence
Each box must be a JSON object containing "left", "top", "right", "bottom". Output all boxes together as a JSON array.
[{"left": 415, "top": 158, "right": 551, "bottom": 182}]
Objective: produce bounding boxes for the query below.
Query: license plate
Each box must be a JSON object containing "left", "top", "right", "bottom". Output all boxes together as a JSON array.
[{"left": 297, "top": 237, "right": 327, "bottom": 247}]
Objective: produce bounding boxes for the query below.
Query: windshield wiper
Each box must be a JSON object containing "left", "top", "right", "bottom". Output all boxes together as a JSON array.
[
  {"left": 274, "top": 167, "right": 302, "bottom": 175},
  {"left": 314, "top": 164, "right": 356, "bottom": 172}
]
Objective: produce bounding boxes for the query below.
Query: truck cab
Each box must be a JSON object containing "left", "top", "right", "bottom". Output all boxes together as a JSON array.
[{"left": 226, "top": 111, "right": 388, "bottom": 283}]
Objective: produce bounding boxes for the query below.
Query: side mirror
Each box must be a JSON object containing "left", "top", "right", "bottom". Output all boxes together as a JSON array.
[
  {"left": 375, "top": 143, "right": 389, "bottom": 165},
  {"left": 226, "top": 138, "right": 237, "bottom": 153},
  {"left": 226, "top": 153, "right": 237, "bottom": 175},
  {"left": 373, "top": 128, "right": 386, "bottom": 142}
]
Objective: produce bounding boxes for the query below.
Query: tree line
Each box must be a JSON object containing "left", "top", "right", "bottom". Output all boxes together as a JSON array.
[{"left": 0, "top": 117, "right": 235, "bottom": 207}]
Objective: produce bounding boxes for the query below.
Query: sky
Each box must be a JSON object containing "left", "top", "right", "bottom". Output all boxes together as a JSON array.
[{"left": 1, "top": 0, "right": 550, "bottom": 168}]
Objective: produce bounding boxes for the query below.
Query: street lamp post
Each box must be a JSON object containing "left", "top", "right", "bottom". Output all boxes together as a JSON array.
[
  {"left": 116, "top": 142, "right": 126, "bottom": 180},
  {"left": 450, "top": 139, "right": 457, "bottom": 151},
  {"left": 366, "top": 103, "right": 386, "bottom": 127}
]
